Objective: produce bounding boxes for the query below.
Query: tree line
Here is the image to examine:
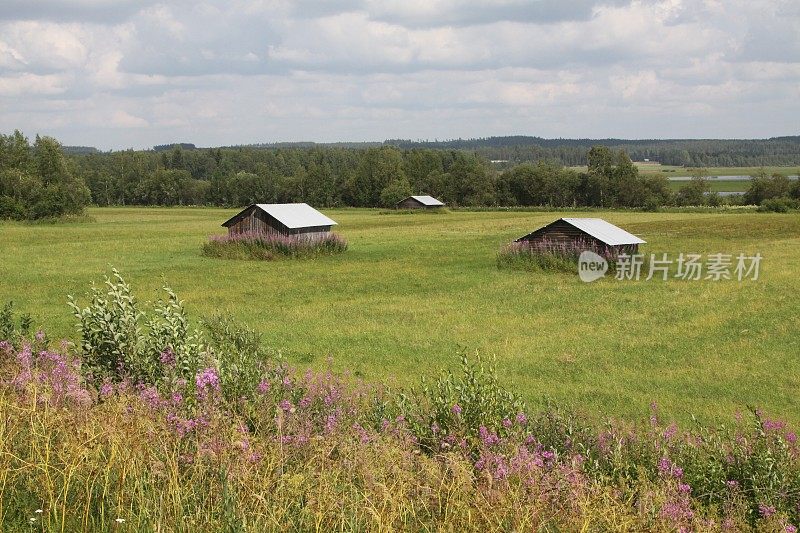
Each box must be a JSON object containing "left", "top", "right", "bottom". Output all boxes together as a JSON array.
[
  {"left": 1, "top": 130, "right": 799, "bottom": 220},
  {"left": 387, "top": 136, "right": 800, "bottom": 167}
]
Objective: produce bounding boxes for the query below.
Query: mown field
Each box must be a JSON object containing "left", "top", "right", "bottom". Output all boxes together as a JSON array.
[
  {"left": 665, "top": 179, "right": 754, "bottom": 193},
  {"left": 570, "top": 164, "right": 800, "bottom": 178},
  {"left": 568, "top": 164, "right": 800, "bottom": 194},
  {"left": 1, "top": 207, "right": 799, "bottom": 425}
]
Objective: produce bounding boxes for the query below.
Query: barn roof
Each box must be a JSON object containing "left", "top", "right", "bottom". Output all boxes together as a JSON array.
[
  {"left": 406, "top": 195, "right": 444, "bottom": 206},
  {"left": 518, "top": 218, "right": 646, "bottom": 246},
  {"left": 222, "top": 203, "right": 337, "bottom": 229}
]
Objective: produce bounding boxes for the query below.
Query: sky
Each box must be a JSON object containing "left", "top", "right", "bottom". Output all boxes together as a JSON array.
[{"left": 0, "top": 0, "right": 798, "bottom": 150}]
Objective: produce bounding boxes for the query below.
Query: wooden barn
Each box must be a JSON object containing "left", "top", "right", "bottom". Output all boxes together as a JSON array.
[
  {"left": 515, "top": 218, "right": 645, "bottom": 253},
  {"left": 396, "top": 195, "right": 445, "bottom": 209},
  {"left": 222, "top": 203, "right": 337, "bottom": 238}
]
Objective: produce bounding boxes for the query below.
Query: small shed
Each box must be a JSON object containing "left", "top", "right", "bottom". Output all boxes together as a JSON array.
[
  {"left": 222, "top": 203, "right": 337, "bottom": 238},
  {"left": 515, "top": 217, "right": 645, "bottom": 254},
  {"left": 396, "top": 195, "right": 445, "bottom": 209}
]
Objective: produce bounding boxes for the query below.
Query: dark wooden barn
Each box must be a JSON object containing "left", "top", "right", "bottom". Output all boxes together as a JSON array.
[
  {"left": 222, "top": 203, "right": 337, "bottom": 238},
  {"left": 396, "top": 195, "right": 445, "bottom": 209},
  {"left": 515, "top": 217, "right": 645, "bottom": 253}
]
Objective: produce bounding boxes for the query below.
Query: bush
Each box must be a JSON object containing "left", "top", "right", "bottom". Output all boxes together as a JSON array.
[
  {"left": 0, "top": 301, "right": 32, "bottom": 346},
  {"left": 202, "top": 231, "right": 348, "bottom": 260},
  {"left": 758, "top": 197, "right": 799, "bottom": 212},
  {"left": 392, "top": 353, "right": 525, "bottom": 453},
  {"left": 68, "top": 269, "right": 209, "bottom": 385}
]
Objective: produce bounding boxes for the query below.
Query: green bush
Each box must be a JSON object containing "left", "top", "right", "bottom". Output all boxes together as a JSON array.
[
  {"left": 68, "top": 269, "right": 209, "bottom": 385},
  {"left": 758, "top": 197, "right": 799, "bottom": 212}
]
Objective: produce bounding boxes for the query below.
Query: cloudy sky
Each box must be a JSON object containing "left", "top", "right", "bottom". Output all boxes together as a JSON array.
[{"left": 1, "top": 0, "right": 798, "bottom": 149}]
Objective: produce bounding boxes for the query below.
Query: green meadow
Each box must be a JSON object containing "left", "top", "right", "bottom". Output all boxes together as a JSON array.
[
  {"left": 665, "top": 179, "right": 755, "bottom": 193},
  {"left": 1, "top": 207, "right": 799, "bottom": 424}
]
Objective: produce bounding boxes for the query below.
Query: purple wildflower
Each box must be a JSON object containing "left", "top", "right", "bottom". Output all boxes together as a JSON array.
[
  {"left": 99, "top": 382, "right": 114, "bottom": 398},
  {"left": 195, "top": 367, "right": 220, "bottom": 396},
  {"left": 451, "top": 404, "right": 462, "bottom": 415},
  {"left": 159, "top": 349, "right": 176, "bottom": 367},
  {"left": 516, "top": 412, "right": 528, "bottom": 426},
  {"left": 759, "top": 503, "right": 776, "bottom": 518}
]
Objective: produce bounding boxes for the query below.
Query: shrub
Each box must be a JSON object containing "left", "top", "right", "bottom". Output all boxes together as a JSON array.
[
  {"left": 204, "top": 314, "right": 272, "bottom": 404},
  {"left": 0, "top": 301, "right": 32, "bottom": 346},
  {"left": 202, "top": 231, "right": 348, "bottom": 260},
  {"left": 392, "top": 353, "right": 525, "bottom": 453},
  {"left": 758, "top": 197, "right": 799, "bottom": 212},
  {"left": 68, "top": 269, "right": 209, "bottom": 385}
]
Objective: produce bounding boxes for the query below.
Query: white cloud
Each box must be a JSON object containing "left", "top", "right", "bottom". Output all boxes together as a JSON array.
[{"left": 0, "top": 0, "right": 797, "bottom": 148}]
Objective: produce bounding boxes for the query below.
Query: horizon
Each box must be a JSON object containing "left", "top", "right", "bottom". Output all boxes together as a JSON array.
[{"left": 41, "top": 133, "right": 800, "bottom": 152}]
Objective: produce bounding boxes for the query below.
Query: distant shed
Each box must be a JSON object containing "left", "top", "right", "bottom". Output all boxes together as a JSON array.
[
  {"left": 396, "top": 195, "right": 445, "bottom": 209},
  {"left": 515, "top": 218, "right": 645, "bottom": 254},
  {"left": 222, "top": 203, "right": 337, "bottom": 238}
]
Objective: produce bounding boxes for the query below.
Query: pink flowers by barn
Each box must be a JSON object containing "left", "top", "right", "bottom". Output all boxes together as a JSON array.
[{"left": 203, "top": 230, "right": 347, "bottom": 260}]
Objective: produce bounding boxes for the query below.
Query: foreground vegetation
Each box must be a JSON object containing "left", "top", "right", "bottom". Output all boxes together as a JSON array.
[
  {"left": 1, "top": 208, "right": 799, "bottom": 426},
  {"left": 1, "top": 278, "right": 798, "bottom": 531}
]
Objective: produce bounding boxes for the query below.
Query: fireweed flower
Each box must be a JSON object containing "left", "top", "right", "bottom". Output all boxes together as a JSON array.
[
  {"left": 516, "top": 412, "right": 528, "bottom": 426},
  {"left": 195, "top": 367, "right": 220, "bottom": 397},
  {"left": 502, "top": 418, "right": 512, "bottom": 429},
  {"left": 451, "top": 404, "right": 462, "bottom": 415},
  {"left": 159, "top": 349, "right": 176, "bottom": 367},
  {"left": 257, "top": 380, "right": 270, "bottom": 394},
  {"left": 759, "top": 504, "right": 776, "bottom": 518},
  {"left": 100, "top": 382, "right": 114, "bottom": 398}
]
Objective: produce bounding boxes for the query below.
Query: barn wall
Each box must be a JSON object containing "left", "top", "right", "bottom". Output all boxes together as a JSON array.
[
  {"left": 289, "top": 226, "right": 332, "bottom": 238},
  {"left": 397, "top": 198, "right": 425, "bottom": 209},
  {"left": 227, "top": 208, "right": 287, "bottom": 236},
  {"left": 518, "top": 220, "right": 639, "bottom": 254}
]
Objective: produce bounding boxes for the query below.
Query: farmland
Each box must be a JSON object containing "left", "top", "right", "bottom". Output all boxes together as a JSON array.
[{"left": 1, "top": 207, "right": 799, "bottom": 425}]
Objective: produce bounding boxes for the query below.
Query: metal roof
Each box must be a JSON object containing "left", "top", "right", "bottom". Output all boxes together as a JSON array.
[
  {"left": 409, "top": 195, "right": 444, "bottom": 206},
  {"left": 560, "top": 218, "right": 645, "bottom": 245},
  {"left": 222, "top": 203, "right": 337, "bottom": 228}
]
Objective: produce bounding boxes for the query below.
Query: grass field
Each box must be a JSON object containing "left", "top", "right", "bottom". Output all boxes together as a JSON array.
[
  {"left": 1, "top": 208, "right": 799, "bottom": 425},
  {"left": 569, "top": 164, "right": 800, "bottom": 179},
  {"left": 666, "top": 179, "right": 753, "bottom": 193}
]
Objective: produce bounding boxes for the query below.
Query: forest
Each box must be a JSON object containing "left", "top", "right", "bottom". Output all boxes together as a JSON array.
[{"left": 2, "top": 130, "right": 800, "bottom": 220}]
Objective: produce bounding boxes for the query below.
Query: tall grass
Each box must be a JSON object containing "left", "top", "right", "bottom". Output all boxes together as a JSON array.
[
  {"left": 497, "top": 238, "right": 622, "bottom": 272},
  {"left": 202, "top": 231, "right": 348, "bottom": 260}
]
